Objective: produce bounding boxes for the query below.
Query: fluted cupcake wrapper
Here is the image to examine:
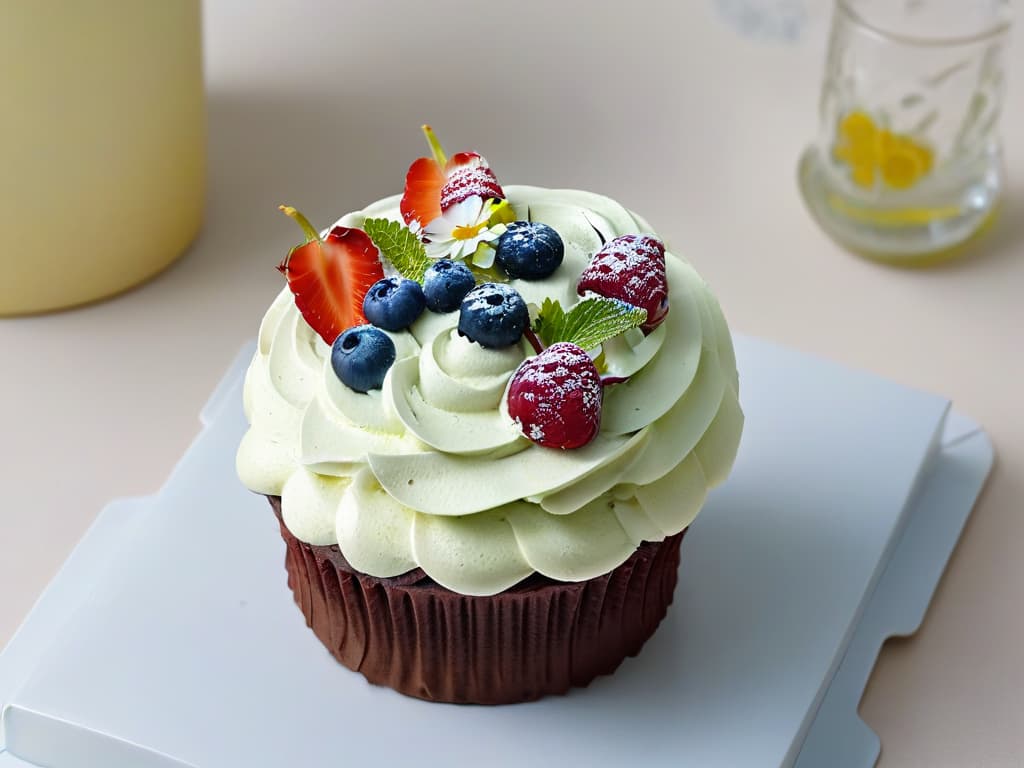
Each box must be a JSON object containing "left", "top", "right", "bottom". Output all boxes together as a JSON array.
[{"left": 270, "top": 496, "right": 684, "bottom": 705}]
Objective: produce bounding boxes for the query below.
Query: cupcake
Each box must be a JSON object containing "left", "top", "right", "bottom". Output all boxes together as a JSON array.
[{"left": 236, "top": 126, "right": 743, "bottom": 704}]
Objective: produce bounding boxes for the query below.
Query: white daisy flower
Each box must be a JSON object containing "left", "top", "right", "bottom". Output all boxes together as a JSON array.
[{"left": 422, "top": 196, "right": 507, "bottom": 266}]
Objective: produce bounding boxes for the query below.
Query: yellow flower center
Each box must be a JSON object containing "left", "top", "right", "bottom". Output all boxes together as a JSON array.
[{"left": 452, "top": 221, "right": 488, "bottom": 240}]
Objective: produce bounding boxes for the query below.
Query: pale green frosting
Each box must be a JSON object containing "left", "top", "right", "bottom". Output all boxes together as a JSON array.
[{"left": 236, "top": 186, "right": 743, "bottom": 596}]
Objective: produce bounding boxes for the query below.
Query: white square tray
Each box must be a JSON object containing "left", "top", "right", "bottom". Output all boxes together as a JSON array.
[{"left": 0, "top": 335, "right": 992, "bottom": 767}]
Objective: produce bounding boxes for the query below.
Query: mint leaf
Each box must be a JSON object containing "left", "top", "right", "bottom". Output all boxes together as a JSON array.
[
  {"left": 533, "top": 297, "right": 647, "bottom": 351},
  {"left": 363, "top": 218, "right": 432, "bottom": 283},
  {"left": 561, "top": 298, "right": 648, "bottom": 350},
  {"left": 533, "top": 297, "right": 566, "bottom": 348}
]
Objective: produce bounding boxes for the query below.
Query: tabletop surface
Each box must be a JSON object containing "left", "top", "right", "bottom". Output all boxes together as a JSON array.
[{"left": 2, "top": 1, "right": 1022, "bottom": 766}]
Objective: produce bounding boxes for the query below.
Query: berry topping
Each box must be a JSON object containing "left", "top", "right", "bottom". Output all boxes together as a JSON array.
[
  {"left": 577, "top": 235, "right": 669, "bottom": 332},
  {"left": 423, "top": 258, "right": 476, "bottom": 313},
  {"left": 507, "top": 342, "right": 603, "bottom": 449},
  {"left": 439, "top": 165, "right": 504, "bottom": 210},
  {"left": 362, "top": 277, "right": 426, "bottom": 331},
  {"left": 277, "top": 206, "right": 385, "bottom": 345},
  {"left": 330, "top": 325, "right": 396, "bottom": 393},
  {"left": 495, "top": 221, "right": 565, "bottom": 280},
  {"left": 400, "top": 156, "right": 446, "bottom": 230},
  {"left": 457, "top": 283, "right": 529, "bottom": 348},
  {"left": 400, "top": 125, "right": 503, "bottom": 227}
]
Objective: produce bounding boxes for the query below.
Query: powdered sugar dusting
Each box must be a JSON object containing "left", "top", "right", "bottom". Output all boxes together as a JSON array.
[
  {"left": 462, "top": 282, "right": 519, "bottom": 312},
  {"left": 577, "top": 234, "right": 669, "bottom": 332},
  {"left": 441, "top": 166, "right": 504, "bottom": 210},
  {"left": 506, "top": 342, "right": 603, "bottom": 449}
]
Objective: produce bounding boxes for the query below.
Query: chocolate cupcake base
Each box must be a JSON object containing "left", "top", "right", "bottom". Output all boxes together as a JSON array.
[{"left": 270, "top": 496, "right": 685, "bottom": 704}]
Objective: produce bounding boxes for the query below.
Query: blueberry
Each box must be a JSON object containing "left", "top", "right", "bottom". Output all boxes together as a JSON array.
[
  {"left": 363, "top": 277, "right": 426, "bottom": 331},
  {"left": 457, "top": 283, "right": 529, "bottom": 348},
  {"left": 495, "top": 222, "right": 564, "bottom": 280},
  {"left": 422, "top": 259, "right": 476, "bottom": 313},
  {"left": 331, "top": 325, "right": 396, "bottom": 392}
]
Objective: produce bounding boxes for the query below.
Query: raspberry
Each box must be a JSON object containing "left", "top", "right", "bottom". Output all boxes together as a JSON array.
[
  {"left": 577, "top": 234, "right": 669, "bottom": 332},
  {"left": 440, "top": 165, "right": 504, "bottom": 210},
  {"left": 507, "top": 342, "right": 603, "bottom": 449}
]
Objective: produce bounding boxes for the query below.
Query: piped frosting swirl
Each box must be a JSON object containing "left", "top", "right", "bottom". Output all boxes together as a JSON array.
[{"left": 237, "top": 186, "right": 742, "bottom": 595}]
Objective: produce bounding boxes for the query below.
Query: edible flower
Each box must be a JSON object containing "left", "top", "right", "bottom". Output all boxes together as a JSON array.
[
  {"left": 423, "top": 197, "right": 509, "bottom": 265},
  {"left": 401, "top": 125, "right": 511, "bottom": 264}
]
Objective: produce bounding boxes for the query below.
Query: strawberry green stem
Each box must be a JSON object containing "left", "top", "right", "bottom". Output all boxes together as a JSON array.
[
  {"left": 524, "top": 328, "right": 544, "bottom": 355},
  {"left": 422, "top": 124, "right": 447, "bottom": 167},
  {"left": 279, "top": 205, "right": 321, "bottom": 243}
]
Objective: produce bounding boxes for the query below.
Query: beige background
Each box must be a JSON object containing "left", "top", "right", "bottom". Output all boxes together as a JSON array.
[{"left": 1, "top": 1, "right": 1022, "bottom": 765}]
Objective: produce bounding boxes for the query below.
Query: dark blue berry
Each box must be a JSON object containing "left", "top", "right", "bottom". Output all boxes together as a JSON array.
[
  {"left": 362, "top": 277, "right": 426, "bottom": 331},
  {"left": 422, "top": 259, "right": 477, "bottom": 313},
  {"left": 495, "top": 221, "right": 564, "bottom": 280},
  {"left": 457, "top": 283, "right": 529, "bottom": 348},
  {"left": 331, "top": 325, "right": 396, "bottom": 392}
]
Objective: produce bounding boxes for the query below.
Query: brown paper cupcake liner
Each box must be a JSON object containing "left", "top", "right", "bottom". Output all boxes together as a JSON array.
[{"left": 269, "top": 495, "right": 685, "bottom": 705}]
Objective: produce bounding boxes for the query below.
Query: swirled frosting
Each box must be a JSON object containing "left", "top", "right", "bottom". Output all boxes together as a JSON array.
[{"left": 237, "top": 186, "right": 743, "bottom": 595}]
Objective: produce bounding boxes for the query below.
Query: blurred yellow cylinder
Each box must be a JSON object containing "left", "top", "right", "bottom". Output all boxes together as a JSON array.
[{"left": 0, "top": 0, "right": 205, "bottom": 315}]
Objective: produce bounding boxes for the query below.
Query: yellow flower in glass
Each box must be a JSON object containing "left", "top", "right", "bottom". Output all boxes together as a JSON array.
[{"left": 833, "top": 111, "right": 934, "bottom": 190}]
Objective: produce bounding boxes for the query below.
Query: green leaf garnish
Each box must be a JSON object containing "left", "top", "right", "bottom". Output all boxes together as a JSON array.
[
  {"left": 363, "top": 218, "right": 432, "bottom": 283},
  {"left": 533, "top": 298, "right": 565, "bottom": 346},
  {"left": 533, "top": 297, "right": 647, "bottom": 351}
]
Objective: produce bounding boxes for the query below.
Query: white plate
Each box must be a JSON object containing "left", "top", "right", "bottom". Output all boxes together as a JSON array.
[{"left": 0, "top": 336, "right": 992, "bottom": 768}]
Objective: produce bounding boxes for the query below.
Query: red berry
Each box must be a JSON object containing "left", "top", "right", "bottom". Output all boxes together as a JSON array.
[
  {"left": 399, "top": 125, "right": 505, "bottom": 226},
  {"left": 440, "top": 164, "right": 504, "bottom": 210},
  {"left": 577, "top": 235, "right": 669, "bottom": 332},
  {"left": 277, "top": 207, "right": 385, "bottom": 345},
  {"left": 507, "top": 342, "right": 603, "bottom": 449},
  {"left": 400, "top": 156, "right": 447, "bottom": 228}
]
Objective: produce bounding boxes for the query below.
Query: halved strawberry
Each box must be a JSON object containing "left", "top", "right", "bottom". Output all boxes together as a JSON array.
[
  {"left": 277, "top": 206, "right": 385, "bottom": 345},
  {"left": 400, "top": 125, "right": 503, "bottom": 227},
  {"left": 401, "top": 155, "right": 447, "bottom": 227}
]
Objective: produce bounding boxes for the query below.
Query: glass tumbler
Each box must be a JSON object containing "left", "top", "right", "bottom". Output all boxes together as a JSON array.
[{"left": 798, "top": 0, "right": 1012, "bottom": 264}]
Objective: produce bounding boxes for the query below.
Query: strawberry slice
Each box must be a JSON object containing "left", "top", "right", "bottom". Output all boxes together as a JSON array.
[
  {"left": 400, "top": 125, "right": 503, "bottom": 226},
  {"left": 401, "top": 155, "right": 447, "bottom": 227},
  {"left": 277, "top": 205, "right": 384, "bottom": 345}
]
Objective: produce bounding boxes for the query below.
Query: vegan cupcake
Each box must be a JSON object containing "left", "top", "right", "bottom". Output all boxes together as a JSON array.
[{"left": 236, "top": 126, "right": 743, "bottom": 704}]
